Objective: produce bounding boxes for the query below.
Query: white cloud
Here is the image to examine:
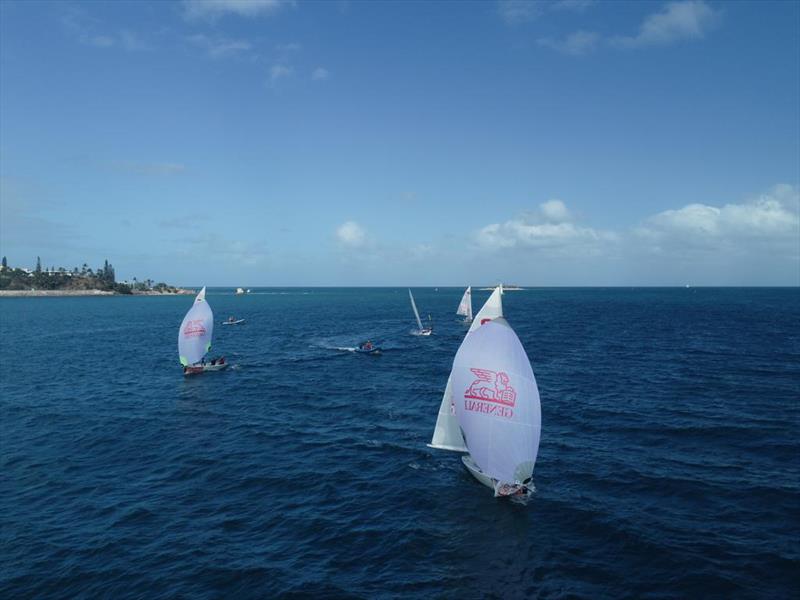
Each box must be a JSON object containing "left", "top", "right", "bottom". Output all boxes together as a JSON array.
[
  {"left": 182, "top": 0, "right": 293, "bottom": 21},
  {"left": 187, "top": 34, "right": 253, "bottom": 58},
  {"left": 88, "top": 35, "right": 115, "bottom": 48},
  {"left": 336, "top": 221, "right": 366, "bottom": 248},
  {"left": 61, "top": 8, "right": 150, "bottom": 51},
  {"left": 269, "top": 64, "right": 293, "bottom": 85},
  {"left": 637, "top": 184, "right": 800, "bottom": 245},
  {"left": 409, "top": 244, "right": 434, "bottom": 260},
  {"left": 551, "top": 0, "right": 594, "bottom": 11},
  {"left": 540, "top": 199, "right": 572, "bottom": 222},
  {"left": 119, "top": 30, "right": 150, "bottom": 52},
  {"left": 312, "top": 67, "right": 330, "bottom": 81},
  {"left": 476, "top": 199, "right": 617, "bottom": 254},
  {"left": 276, "top": 42, "right": 302, "bottom": 52},
  {"left": 612, "top": 1, "right": 719, "bottom": 48},
  {"left": 538, "top": 30, "right": 599, "bottom": 56},
  {"left": 629, "top": 184, "right": 799, "bottom": 284},
  {"left": 497, "top": 0, "right": 544, "bottom": 25},
  {"left": 178, "top": 233, "right": 268, "bottom": 266},
  {"left": 498, "top": 0, "right": 593, "bottom": 25},
  {"left": 470, "top": 186, "right": 798, "bottom": 284}
]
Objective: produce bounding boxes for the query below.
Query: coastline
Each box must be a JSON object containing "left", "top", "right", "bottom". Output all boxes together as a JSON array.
[{"left": 0, "top": 289, "right": 194, "bottom": 297}]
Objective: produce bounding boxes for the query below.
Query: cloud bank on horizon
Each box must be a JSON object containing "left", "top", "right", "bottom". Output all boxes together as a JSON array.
[{"left": 0, "top": 0, "right": 797, "bottom": 286}]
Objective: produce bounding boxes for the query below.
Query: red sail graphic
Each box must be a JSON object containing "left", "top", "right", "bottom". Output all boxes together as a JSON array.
[
  {"left": 464, "top": 368, "right": 516, "bottom": 407},
  {"left": 183, "top": 319, "right": 206, "bottom": 337}
]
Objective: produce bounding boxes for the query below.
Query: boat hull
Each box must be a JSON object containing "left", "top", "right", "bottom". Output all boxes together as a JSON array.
[
  {"left": 222, "top": 319, "right": 245, "bottom": 325},
  {"left": 461, "top": 455, "right": 495, "bottom": 490},
  {"left": 355, "top": 347, "right": 382, "bottom": 355},
  {"left": 183, "top": 360, "right": 228, "bottom": 375},
  {"left": 461, "top": 455, "right": 530, "bottom": 497}
]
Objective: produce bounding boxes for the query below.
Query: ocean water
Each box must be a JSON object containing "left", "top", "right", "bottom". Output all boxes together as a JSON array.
[{"left": 1, "top": 287, "right": 798, "bottom": 599}]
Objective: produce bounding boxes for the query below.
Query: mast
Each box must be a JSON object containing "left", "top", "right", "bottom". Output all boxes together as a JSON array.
[{"left": 408, "top": 289, "right": 423, "bottom": 331}]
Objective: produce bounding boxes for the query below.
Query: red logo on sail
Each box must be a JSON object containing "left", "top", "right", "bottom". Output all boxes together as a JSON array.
[
  {"left": 464, "top": 368, "right": 516, "bottom": 407},
  {"left": 183, "top": 319, "right": 206, "bottom": 337}
]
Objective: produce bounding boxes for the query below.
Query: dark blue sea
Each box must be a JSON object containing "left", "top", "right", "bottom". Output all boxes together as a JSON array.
[{"left": 1, "top": 288, "right": 798, "bottom": 599}]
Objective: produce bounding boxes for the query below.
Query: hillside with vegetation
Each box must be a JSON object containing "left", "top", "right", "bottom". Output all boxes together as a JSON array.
[{"left": 0, "top": 256, "right": 183, "bottom": 294}]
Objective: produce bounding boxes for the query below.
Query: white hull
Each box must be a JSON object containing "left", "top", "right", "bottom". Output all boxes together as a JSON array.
[
  {"left": 462, "top": 452, "right": 531, "bottom": 498},
  {"left": 184, "top": 361, "right": 228, "bottom": 375},
  {"left": 222, "top": 319, "right": 245, "bottom": 325},
  {"left": 202, "top": 362, "right": 227, "bottom": 371},
  {"left": 461, "top": 455, "right": 495, "bottom": 489},
  {"left": 418, "top": 328, "right": 433, "bottom": 336}
]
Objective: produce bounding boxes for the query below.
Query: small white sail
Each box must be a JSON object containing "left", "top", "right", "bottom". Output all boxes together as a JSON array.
[
  {"left": 468, "top": 285, "right": 503, "bottom": 333},
  {"left": 456, "top": 286, "right": 473, "bottom": 322},
  {"left": 427, "top": 378, "right": 467, "bottom": 451},
  {"left": 452, "top": 318, "right": 541, "bottom": 488},
  {"left": 429, "top": 285, "right": 504, "bottom": 452},
  {"left": 408, "top": 289, "right": 424, "bottom": 331},
  {"left": 178, "top": 287, "right": 214, "bottom": 366}
]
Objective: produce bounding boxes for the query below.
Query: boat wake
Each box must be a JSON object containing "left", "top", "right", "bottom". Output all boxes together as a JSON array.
[{"left": 244, "top": 291, "right": 312, "bottom": 296}]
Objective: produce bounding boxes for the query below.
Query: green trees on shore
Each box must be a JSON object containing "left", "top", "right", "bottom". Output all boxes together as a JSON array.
[{"left": 0, "top": 257, "right": 177, "bottom": 293}]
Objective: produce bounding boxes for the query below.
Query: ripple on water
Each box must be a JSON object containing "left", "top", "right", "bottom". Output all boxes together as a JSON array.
[{"left": 1, "top": 288, "right": 799, "bottom": 598}]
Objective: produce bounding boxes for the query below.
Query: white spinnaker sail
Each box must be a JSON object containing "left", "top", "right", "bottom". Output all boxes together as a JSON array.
[
  {"left": 452, "top": 318, "right": 540, "bottom": 486},
  {"left": 429, "top": 285, "right": 504, "bottom": 451},
  {"left": 178, "top": 287, "right": 214, "bottom": 366},
  {"left": 408, "top": 289, "right": 424, "bottom": 331},
  {"left": 456, "top": 286, "right": 473, "bottom": 321}
]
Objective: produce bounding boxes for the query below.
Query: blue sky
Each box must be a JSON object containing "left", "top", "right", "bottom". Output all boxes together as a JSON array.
[{"left": 1, "top": 0, "right": 798, "bottom": 286}]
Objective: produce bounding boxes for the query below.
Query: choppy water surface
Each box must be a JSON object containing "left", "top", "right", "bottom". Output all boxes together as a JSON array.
[{"left": 1, "top": 288, "right": 798, "bottom": 598}]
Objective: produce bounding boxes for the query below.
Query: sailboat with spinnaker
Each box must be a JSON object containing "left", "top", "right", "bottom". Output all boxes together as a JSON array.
[
  {"left": 179, "top": 287, "right": 227, "bottom": 375},
  {"left": 429, "top": 285, "right": 541, "bottom": 497}
]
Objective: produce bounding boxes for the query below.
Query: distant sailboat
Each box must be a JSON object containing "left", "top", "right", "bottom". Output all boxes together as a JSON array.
[
  {"left": 456, "top": 286, "right": 473, "bottom": 323},
  {"left": 235, "top": 287, "right": 245, "bottom": 295},
  {"left": 408, "top": 289, "right": 432, "bottom": 336},
  {"left": 428, "top": 286, "right": 503, "bottom": 452},
  {"left": 179, "top": 287, "right": 227, "bottom": 375}
]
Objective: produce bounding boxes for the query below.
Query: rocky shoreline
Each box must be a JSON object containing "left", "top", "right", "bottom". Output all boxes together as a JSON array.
[{"left": 0, "top": 289, "right": 194, "bottom": 297}]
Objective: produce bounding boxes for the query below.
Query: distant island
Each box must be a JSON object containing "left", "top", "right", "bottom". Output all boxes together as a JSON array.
[{"left": 0, "top": 256, "right": 192, "bottom": 297}]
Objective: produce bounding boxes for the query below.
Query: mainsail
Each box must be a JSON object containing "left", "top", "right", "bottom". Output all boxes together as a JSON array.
[
  {"left": 468, "top": 284, "right": 502, "bottom": 333},
  {"left": 428, "top": 377, "right": 466, "bottom": 451},
  {"left": 456, "top": 286, "right": 473, "bottom": 322},
  {"left": 408, "top": 289, "right": 424, "bottom": 331},
  {"left": 178, "top": 287, "right": 214, "bottom": 366},
  {"left": 452, "top": 318, "right": 541, "bottom": 487},
  {"left": 428, "top": 285, "right": 504, "bottom": 452}
]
